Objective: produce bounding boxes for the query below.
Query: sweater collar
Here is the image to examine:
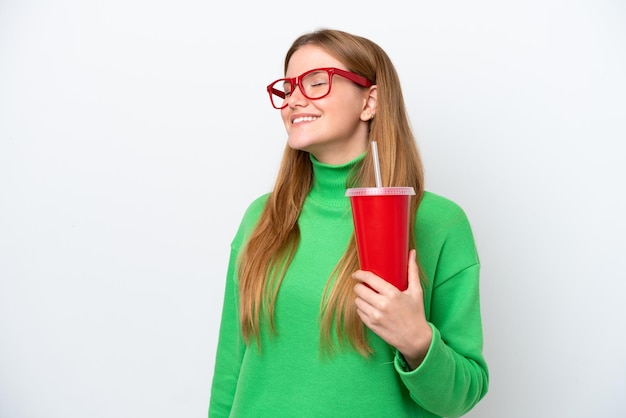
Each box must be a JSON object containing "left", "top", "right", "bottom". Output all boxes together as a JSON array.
[{"left": 308, "top": 153, "right": 365, "bottom": 207}]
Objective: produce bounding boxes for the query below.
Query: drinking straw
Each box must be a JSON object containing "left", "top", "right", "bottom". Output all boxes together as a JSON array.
[{"left": 371, "top": 141, "right": 383, "bottom": 188}]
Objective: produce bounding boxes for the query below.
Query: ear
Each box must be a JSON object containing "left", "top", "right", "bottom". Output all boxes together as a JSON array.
[{"left": 360, "top": 85, "right": 378, "bottom": 122}]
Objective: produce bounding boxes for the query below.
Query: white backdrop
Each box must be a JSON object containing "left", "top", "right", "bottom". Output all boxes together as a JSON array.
[{"left": 1, "top": 1, "right": 625, "bottom": 417}]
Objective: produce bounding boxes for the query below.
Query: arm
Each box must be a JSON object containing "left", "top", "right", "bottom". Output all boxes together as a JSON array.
[
  {"left": 396, "top": 201, "right": 489, "bottom": 417},
  {"left": 353, "top": 259, "right": 488, "bottom": 417},
  {"left": 209, "top": 194, "right": 268, "bottom": 417},
  {"left": 394, "top": 262, "right": 488, "bottom": 417},
  {"left": 208, "top": 247, "right": 245, "bottom": 418}
]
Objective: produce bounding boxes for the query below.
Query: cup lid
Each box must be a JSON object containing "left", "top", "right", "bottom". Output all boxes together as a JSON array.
[{"left": 345, "top": 187, "right": 416, "bottom": 197}]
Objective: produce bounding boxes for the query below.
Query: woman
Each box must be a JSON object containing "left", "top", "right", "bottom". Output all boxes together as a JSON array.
[{"left": 209, "top": 28, "right": 488, "bottom": 417}]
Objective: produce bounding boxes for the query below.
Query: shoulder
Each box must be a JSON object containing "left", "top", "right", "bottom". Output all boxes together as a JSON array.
[
  {"left": 415, "top": 191, "right": 477, "bottom": 254},
  {"left": 231, "top": 193, "right": 270, "bottom": 249},
  {"left": 416, "top": 191, "right": 471, "bottom": 232},
  {"left": 242, "top": 193, "right": 270, "bottom": 221},
  {"left": 415, "top": 191, "right": 479, "bottom": 283}
]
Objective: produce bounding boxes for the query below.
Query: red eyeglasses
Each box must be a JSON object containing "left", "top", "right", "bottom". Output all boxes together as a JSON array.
[{"left": 266, "top": 67, "right": 374, "bottom": 109}]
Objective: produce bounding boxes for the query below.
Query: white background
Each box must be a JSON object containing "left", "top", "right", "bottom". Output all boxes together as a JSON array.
[{"left": 1, "top": 1, "right": 625, "bottom": 417}]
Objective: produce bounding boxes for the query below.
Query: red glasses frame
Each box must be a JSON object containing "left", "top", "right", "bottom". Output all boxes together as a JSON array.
[{"left": 266, "top": 67, "right": 374, "bottom": 109}]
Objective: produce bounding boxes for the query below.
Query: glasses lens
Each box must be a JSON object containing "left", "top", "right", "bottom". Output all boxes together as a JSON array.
[{"left": 301, "top": 70, "right": 331, "bottom": 99}]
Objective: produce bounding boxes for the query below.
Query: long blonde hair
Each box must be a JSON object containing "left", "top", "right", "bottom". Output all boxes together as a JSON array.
[{"left": 238, "top": 29, "right": 424, "bottom": 356}]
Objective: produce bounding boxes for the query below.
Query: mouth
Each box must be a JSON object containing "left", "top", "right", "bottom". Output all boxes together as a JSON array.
[{"left": 292, "top": 116, "right": 319, "bottom": 124}]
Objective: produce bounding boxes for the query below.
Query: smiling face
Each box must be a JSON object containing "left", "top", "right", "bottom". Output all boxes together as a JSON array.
[{"left": 280, "top": 45, "right": 377, "bottom": 165}]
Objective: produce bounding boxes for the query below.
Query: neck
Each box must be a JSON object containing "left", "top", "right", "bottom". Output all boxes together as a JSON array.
[{"left": 307, "top": 153, "right": 365, "bottom": 207}]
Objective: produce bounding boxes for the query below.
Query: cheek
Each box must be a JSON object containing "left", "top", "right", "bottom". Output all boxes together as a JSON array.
[
  {"left": 280, "top": 108, "right": 290, "bottom": 127},
  {"left": 332, "top": 99, "right": 364, "bottom": 124}
]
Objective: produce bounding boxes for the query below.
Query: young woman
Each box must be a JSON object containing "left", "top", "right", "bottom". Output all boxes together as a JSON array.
[{"left": 209, "top": 29, "right": 489, "bottom": 417}]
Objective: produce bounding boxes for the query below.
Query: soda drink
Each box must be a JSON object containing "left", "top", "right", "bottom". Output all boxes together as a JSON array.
[{"left": 346, "top": 187, "right": 415, "bottom": 291}]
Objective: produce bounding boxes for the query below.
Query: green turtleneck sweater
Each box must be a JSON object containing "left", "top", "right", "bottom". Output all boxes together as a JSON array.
[{"left": 209, "top": 155, "right": 488, "bottom": 418}]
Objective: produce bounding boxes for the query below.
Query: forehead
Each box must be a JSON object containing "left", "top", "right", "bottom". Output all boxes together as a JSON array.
[{"left": 285, "top": 45, "right": 346, "bottom": 77}]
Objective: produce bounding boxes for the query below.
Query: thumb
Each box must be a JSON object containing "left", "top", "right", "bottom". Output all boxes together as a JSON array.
[{"left": 406, "top": 249, "right": 421, "bottom": 291}]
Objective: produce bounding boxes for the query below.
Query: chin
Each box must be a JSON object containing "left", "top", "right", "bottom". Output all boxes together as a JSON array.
[{"left": 287, "top": 137, "right": 317, "bottom": 153}]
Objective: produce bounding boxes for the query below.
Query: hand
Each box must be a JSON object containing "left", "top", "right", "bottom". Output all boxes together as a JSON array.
[{"left": 352, "top": 249, "right": 432, "bottom": 370}]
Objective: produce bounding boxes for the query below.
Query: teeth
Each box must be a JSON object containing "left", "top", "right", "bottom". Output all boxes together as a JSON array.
[{"left": 293, "top": 116, "right": 318, "bottom": 124}]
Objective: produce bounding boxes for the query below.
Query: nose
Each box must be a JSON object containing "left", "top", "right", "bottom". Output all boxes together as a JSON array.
[{"left": 286, "top": 83, "right": 307, "bottom": 107}]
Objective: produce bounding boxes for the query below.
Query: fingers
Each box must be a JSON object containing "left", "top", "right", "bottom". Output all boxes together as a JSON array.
[
  {"left": 352, "top": 269, "right": 395, "bottom": 296},
  {"left": 354, "top": 250, "right": 419, "bottom": 295}
]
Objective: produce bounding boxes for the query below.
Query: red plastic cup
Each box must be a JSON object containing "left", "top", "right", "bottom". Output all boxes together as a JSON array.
[{"left": 346, "top": 187, "right": 415, "bottom": 291}]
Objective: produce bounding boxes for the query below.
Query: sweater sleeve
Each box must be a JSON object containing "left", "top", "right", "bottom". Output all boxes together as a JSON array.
[
  {"left": 393, "top": 195, "right": 489, "bottom": 417},
  {"left": 208, "top": 194, "right": 268, "bottom": 417},
  {"left": 208, "top": 246, "right": 245, "bottom": 418}
]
